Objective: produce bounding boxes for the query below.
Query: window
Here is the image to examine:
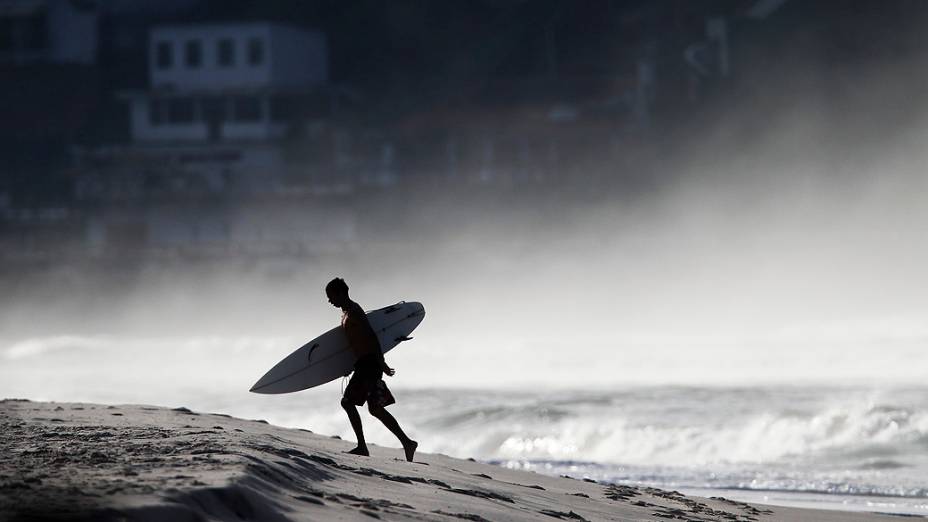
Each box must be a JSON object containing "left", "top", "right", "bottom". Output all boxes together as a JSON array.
[
  {"left": 270, "top": 95, "right": 292, "bottom": 122},
  {"left": 184, "top": 39, "right": 201, "bottom": 68},
  {"left": 167, "top": 98, "right": 195, "bottom": 123},
  {"left": 155, "top": 41, "right": 172, "bottom": 69},
  {"left": 217, "top": 38, "right": 235, "bottom": 67},
  {"left": 247, "top": 38, "right": 264, "bottom": 66},
  {"left": 200, "top": 97, "right": 226, "bottom": 121},
  {"left": 148, "top": 99, "right": 166, "bottom": 125},
  {"left": 233, "top": 96, "right": 262, "bottom": 122}
]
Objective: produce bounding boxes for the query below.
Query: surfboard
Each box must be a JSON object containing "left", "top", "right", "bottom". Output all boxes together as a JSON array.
[{"left": 249, "top": 301, "right": 425, "bottom": 394}]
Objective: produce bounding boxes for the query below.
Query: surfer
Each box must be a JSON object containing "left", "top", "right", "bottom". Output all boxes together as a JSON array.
[{"left": 326, "top": 277, "right": 418, "bottom": 462}]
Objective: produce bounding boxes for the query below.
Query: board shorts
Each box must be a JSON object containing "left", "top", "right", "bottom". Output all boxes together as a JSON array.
[{"left": 343, "top": 354, "right": 396, "bottom": 408}]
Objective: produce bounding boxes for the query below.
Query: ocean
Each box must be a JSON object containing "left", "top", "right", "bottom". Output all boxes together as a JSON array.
[
  {"left": 3, "top": 334, "right": 928, "bottom": 516},
  {"left": 239, "top": 386, "right": 928, "bottom": 516}
]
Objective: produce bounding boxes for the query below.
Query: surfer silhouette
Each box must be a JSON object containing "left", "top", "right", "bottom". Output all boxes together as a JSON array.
[{"left": 326, "top": 277, "right": 418, "bottom": 462}]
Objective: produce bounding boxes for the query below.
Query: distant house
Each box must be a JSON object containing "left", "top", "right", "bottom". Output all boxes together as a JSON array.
[
  {"left": 69, "top": 21, "right": 359, "bottom": 259},
  {"left": 71, "top": 21, "right": 342, "bottom": 200},
  {"left": 127, "top": 22, "right": 327, "bottom": 143}
]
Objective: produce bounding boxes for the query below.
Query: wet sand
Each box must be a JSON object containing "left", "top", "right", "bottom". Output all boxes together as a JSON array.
[{"left": 1, "top": 399, "right": 914, "bottom": 521}]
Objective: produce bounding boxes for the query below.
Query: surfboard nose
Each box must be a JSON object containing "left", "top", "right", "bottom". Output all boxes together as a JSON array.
[
  {"left": 249, "top": 369, "right": 279, "bottom": 393},
  {"left": 249, "top": 381, "right": 279, "bottom": 394}
]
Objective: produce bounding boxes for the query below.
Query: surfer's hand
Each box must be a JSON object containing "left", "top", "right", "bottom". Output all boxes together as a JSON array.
[{"left": 383, "top": 364, "right": 396, "bottom": 377}]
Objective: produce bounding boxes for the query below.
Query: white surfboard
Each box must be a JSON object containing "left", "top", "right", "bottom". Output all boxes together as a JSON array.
[{"left": 249, "top": 301, "right": 425, "bottom": 394}]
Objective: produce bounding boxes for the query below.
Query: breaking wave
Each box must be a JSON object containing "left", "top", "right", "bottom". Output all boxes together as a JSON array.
[
  {"left": 415, "top": 390, "right": 928, "bottom": 467},
  {"left": 391, "top": 387, "right": 928, "bottom": 507}
]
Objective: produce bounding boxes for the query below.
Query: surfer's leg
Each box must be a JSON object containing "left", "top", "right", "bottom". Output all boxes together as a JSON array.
[
  {"left": 341, "top": 398, "right": 368, "bottom": 454},
  {"left": 368, "top": 405, "right": 418, "bottom": 461}
]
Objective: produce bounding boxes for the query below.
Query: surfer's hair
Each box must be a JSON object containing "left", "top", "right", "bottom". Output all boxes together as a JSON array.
[{"left": 326, "top": 277, "right": 349, "bottom": 296}]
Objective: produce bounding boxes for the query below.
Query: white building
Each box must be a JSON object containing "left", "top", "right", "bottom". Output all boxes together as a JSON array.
[
  {"left": 75, "top": 22, "right": 358, "bottom": 257},
  {"left": 88, "top": 21, "right": 341, "bottom": 198},
  {"left": 124, "top": 22, "right": 328, "bottom": 143}
]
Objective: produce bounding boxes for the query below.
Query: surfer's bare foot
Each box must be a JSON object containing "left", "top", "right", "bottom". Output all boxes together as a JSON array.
[
  {"left": 346, "top": 446, "right": 369, "bottom": 456},
  {"left": 403, "top": 440, "right": 418, "bottom": 462}
]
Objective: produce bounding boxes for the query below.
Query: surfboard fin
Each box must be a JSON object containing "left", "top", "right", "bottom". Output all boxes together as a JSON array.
[
  {"left": 306, "top": 343, "right": 320, "bottom": 362},
  {"left": 395, "top": 336, "right": 413, "bottom": 343}
]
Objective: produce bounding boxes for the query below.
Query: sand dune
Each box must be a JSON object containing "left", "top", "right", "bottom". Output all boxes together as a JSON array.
[{"left": 1, "top": 399, "right": 910, "bottom": 521}]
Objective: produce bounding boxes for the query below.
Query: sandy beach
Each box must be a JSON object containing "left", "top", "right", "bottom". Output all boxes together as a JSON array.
[{"left": 2, "top": 399, "right": 916, "bottom": 522}]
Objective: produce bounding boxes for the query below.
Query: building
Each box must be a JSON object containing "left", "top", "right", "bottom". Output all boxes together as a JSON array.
[
  {"left": 80, "top": 22, "right": 333, "bottom": 196},
  {"left": 72, "top": 20, "right": 349, "bottom": 200},
  {"left": 133, "top": 23, "right": 327, "bottom": 143},
  {"left": 68, "top": 21, "right": 359, "bottom": 260},
  {"left": 0, "top": 0, "right": 105, "bottom": 238},
  {"left": 0, "top": 0, "right": 99, "bottom": 65}
]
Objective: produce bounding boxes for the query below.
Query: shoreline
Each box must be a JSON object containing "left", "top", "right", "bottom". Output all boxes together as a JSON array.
[
  {"left": 492, "top": 459, "right": 928, "bottom": 514},
  {"left": 676, "top": 488, "right": 928, "bottom": 518},
  {"left": 2, "top": 399, "right": 920, "bottom": 521}
]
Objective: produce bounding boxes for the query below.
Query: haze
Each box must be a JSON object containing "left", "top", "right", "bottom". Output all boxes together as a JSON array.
[{"left": 2, "top": 1, "right": 927, "bottom": 404}]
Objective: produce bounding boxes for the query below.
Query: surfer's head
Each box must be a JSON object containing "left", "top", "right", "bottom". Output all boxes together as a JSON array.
[{"left": 325, "top": 277, "right": 350, "bottom": 307}]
